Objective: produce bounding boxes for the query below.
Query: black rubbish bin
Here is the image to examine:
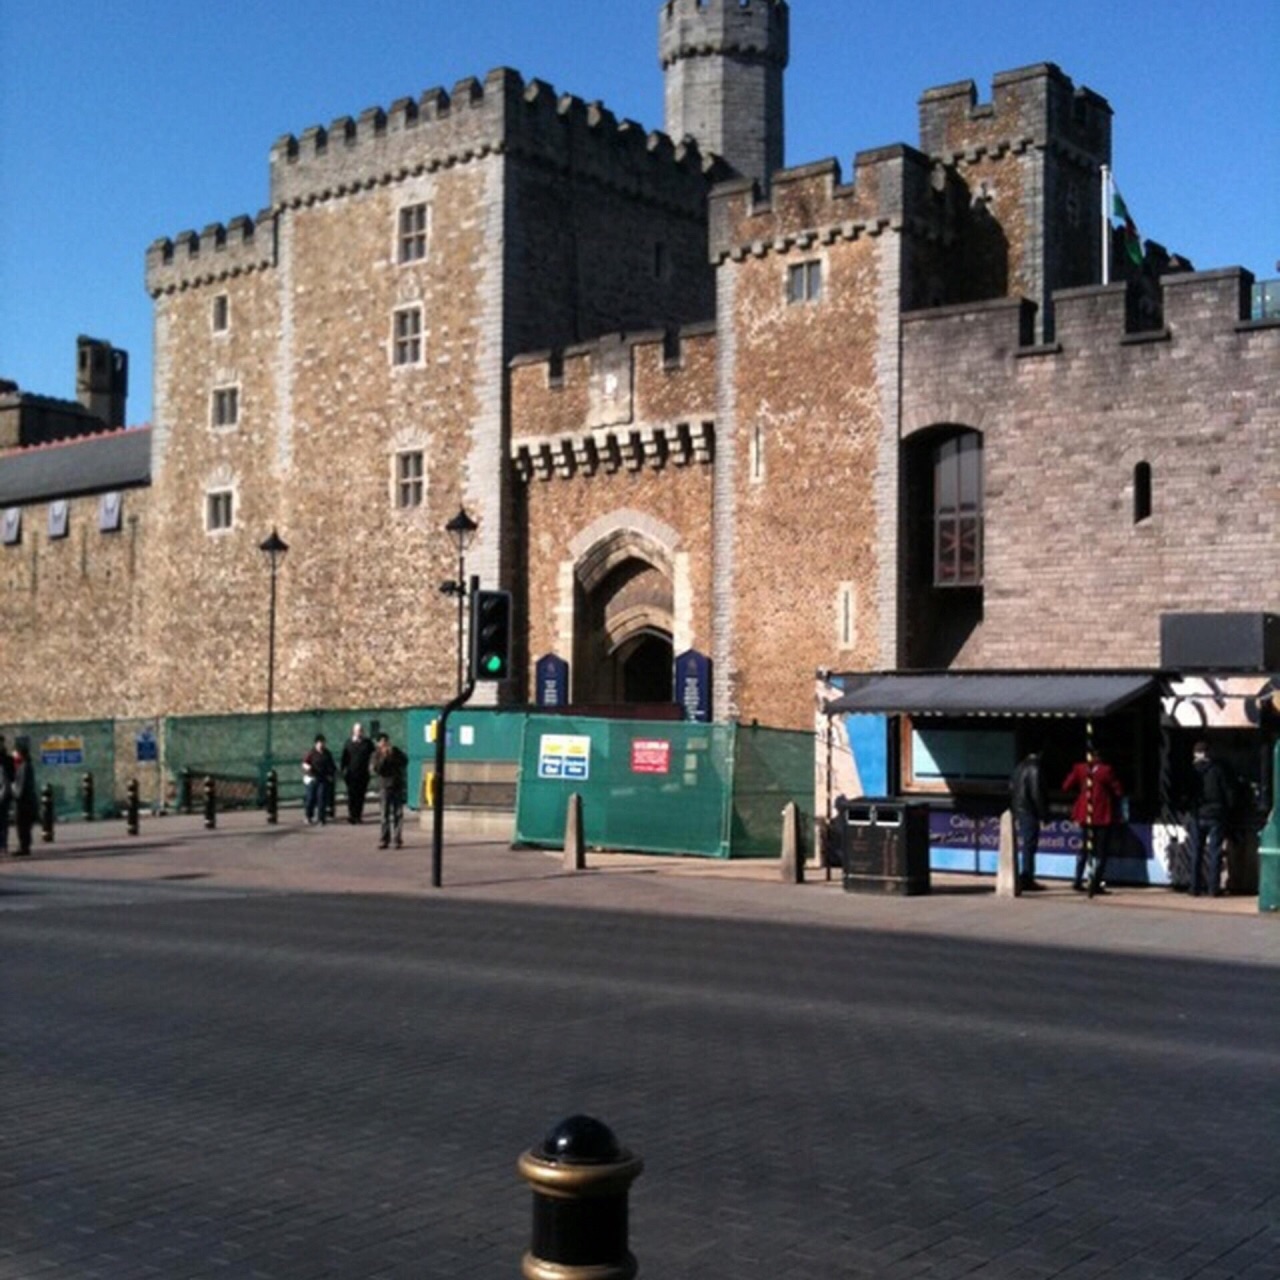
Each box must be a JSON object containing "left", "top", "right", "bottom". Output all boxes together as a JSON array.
[{"left": 838, "top": 799, "right": 930, "bottom": 896}]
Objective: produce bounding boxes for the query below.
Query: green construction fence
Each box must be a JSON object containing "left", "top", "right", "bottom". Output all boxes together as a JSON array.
[
  {"left": 0, "top": 718, "right": 117, "bottom": 820},
  {"left": 513, "top": 716, "right": 814, "bottom": 859}
]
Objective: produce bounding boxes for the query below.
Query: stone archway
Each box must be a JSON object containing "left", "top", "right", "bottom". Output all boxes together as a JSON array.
[{"left": 571, "top": 529, "right": 675, "bottom": 707}]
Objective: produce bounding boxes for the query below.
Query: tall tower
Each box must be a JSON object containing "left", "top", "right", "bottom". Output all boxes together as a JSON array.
[
  {"left": 75, "top": 335, "right": 128, "bottom": 429},
  {"left": 659, "top": 0, "right": 789, "bottom": 191}
]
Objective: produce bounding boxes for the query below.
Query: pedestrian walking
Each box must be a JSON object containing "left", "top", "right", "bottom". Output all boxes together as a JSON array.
[
  {"left": 1186, "top": 739, "right": 1235, "bottom": 897},
  {"left": 1009, "top": 750, "right": 1047, "bottom": 890},
  {"left": 302, "top": 734, "right": 336, "bottom": 825},
  {"left": 0, "top": 734, "right": 13, "bottom": 855},
  {"left": 12, "top": 737, "right": 37, "bottom": 857},
  {"left": 372, "top": 732, "right": 408, "bottom": 850},
  {"left": 340, "top": 722, "right": 375, "bottom": 824},
  {"left": 1062, "top": 748, "right": 1124, "bottom": 895}
]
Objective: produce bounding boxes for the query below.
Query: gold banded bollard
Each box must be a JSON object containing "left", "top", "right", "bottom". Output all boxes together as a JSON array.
[
  {"left": 40, "top": 784, "right": 55, "bottom": 843},
  {"left": 518, "top": 1115, "right": 643, "bottom": 1280},
  {"left": 203, "top": 775, "right": 216, "bottom": 829},
  {"left": 265, "top": 769, "right": 279, "bottom": 825},
  {"left": 81, "top": 772, "right": 95, "bottom": 821},
  {"left": 126, "top": 779, "right": 140, "bottom": 836}
]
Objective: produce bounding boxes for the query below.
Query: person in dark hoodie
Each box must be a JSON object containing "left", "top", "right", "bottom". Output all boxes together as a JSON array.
[
  {"left": 1009, "top": 750, "right": 1048, "bottom": 891},
  {"left": 1187, "top": 740, "right": 1234, "bottom": 897}
]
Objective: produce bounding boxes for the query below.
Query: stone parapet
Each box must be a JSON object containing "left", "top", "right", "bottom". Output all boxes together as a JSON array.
[{"left": 146, "top": 212, "right": 276, "bottom": 297}]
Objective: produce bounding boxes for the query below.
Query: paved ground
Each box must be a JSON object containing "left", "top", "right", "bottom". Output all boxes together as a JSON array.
[{"left": 3, "top": 810, "right": 1278, "bottom": 1279}]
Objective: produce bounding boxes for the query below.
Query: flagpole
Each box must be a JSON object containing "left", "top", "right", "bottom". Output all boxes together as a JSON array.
[{"left": 1100, "top": 163, "right": 1111, "bottom": 286}]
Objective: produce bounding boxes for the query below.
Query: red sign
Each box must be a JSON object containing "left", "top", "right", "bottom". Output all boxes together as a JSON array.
[{"left": 630, "top": 738, "right": 671, "bottom": 775}]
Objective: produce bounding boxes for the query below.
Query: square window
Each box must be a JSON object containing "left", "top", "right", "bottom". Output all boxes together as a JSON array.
[
  {"left": 787, "top": 260, "right": 822, "bottom": 304},
  {"left": 392, "top": 307, "right": 423, "bottom": 366},
  {"left": 48, "top": 499, "right": 69, "bottom": 540},
  {"left": 395, "top": 450, "right": 425, "bottom": 509},
  {"left": 206, "top": 489, "right": 234, "bottom": 532},
  {"left": 397, "top": 203, "right": 428, "bottom": 263},
  {"left": 212, "top": 386, "right": 239, "bottom": 428},
  {"left": 212, "top": 294, "right": 229, "bottom": 332}
]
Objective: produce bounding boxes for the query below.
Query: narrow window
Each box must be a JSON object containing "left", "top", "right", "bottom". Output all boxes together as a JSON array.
[
  {"left": 837, "top": 582, "right": 857, "bottom": 649},
  {"left": 211, "top": 386, "right": 239, "bottom": 428},
  {"left": 933, "top": 433, "right": 983, "bottom": 586},
  {"left": 395, "top": 450, "right": 425, "bottom": 509},
  {"left": 48, "top": 500, "right": 69, "bottom": 540},
  {"left": 1133, "top": 461, "right": 1152, "bottom": 523},
  {"left": 212, "top": 294, "right": 229, "bottom": 332},
  {"left": 397, "top": 203, "right": 428, "bottom": 263},
  {"left": 206, "top": 489, "right": 234, "bottom": 533},
  {"left": 787, "top": 259, "right": 822, "bottom": 304},
  {"left": 392, "top": 307, "right": 423, "bottom": 366},
  {"left": 749, "top": 422, "right": 765, "bottom": 483},
  {"left": 653, "top": 241, "right": 667, "bottom": 280}
]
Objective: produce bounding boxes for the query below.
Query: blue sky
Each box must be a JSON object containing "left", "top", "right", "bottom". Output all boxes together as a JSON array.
[{"left": 2, "top": 0, "right": 1276, "bottom": 425}]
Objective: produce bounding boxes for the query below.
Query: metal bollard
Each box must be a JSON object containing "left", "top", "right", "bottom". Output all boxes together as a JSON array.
[
  {"left": 81, "top": 772, "right": 95, "bottom": 821},
  {"left": 126, "top": 779, "right": 140, "bottom": 836},
  {"left": 265, "top": 769, "right": 279, "bottom": 825},
  {"left": 40, "top": 784, "right": 55, "bottom": 843},
  {"left": 203, "top": 775, "right": 216, "bottom": 829},
  {"left": 518, "top": 1115, "right": 643, "bottom": 1280}
]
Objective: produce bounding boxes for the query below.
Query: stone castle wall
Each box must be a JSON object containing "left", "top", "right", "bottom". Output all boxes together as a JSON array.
[{"left": 902, "top": 268, "right": 1279, "bottom": 669}]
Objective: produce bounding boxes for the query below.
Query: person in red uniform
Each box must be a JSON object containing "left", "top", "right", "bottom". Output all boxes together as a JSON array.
[{"left": 1062, "top": 749, "right": 1124, "bottom": 895}]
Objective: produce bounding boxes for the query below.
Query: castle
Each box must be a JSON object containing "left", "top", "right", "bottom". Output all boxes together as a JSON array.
[{"left": 1, "top": 0, "right": 1275, "bottom": 753}]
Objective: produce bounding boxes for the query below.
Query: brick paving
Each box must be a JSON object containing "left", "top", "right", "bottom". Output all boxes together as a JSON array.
[{"left": 2, "top": 810, "right": 1278, "bottom": 1278}]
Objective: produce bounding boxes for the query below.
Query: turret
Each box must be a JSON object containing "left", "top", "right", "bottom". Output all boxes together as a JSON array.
[
  {"left": 659, "top": 0, "right": 788, "bottom": 191},
  {"left": 75, "top": 336, "right": 128, "bottom": 429}
]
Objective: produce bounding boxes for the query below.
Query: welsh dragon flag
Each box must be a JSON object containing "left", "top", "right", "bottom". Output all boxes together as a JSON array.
[{"left": 1111, "top": 184, "right": 1144, "bottom": 267}]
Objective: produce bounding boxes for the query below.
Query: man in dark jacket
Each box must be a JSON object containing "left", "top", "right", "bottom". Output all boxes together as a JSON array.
[
  {"left": 340, "top": 722, "right": 376, "bottom": 824},
  {"left": 12, "top": 737, "right": 37, "bottom": 857},
  {"left": 0, "top": 734, "right": 13, "bottom": 855},
  {"left": 372, "top": 732, "right": 409, "bottom": 850},
  {"left": 302, "top": 734, "right": 337, "bottom": 825},
  {"left": 1010, "top": 751, "right": 1048, "bottom": 891},
  {"left": 1188, "top": 740, "right": 1234, "bottom": 897}
]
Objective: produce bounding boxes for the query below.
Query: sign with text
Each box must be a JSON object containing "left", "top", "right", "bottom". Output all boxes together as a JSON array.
[
  {"left": 630, "top": 738, "right": 671, "bottom": 775},
  {"left": 537, "top": 733, "right": 591, "bottom": 781},
  {"left": 40, "top": 736, "right": 84, "bottom": 767},
  {"left": 535, "top": 653, "right": 570, "bottom": 708},
  {"left": 135, "top": 727, "right": 158, "bottom": 763},
  {"left": 674, "top": 649, "right": 712, "bottom": 722}
]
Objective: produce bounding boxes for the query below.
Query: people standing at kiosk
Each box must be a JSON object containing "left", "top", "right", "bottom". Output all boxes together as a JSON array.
[
  {"left": 1010, "top": 751, "right": 1048, "bottom": 891},
  {"left": 1062, "top": 749, "right": 1124, "bottom": 895}
]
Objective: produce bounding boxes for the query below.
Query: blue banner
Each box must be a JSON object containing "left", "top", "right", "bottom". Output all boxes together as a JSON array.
[
  {"left": 535, "top": 653, "right": 569, "bottom": 708},
  {"left": 674, "top": 649, "right": 712, "bottom": 722}
]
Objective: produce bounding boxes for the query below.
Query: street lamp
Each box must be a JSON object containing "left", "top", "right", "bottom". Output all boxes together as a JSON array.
[
  {"left": 439, "top": 506, "right": 478, "bottom": 694},
  {"left": 259, "top": 528, "right": 288, "bottom": 773}
]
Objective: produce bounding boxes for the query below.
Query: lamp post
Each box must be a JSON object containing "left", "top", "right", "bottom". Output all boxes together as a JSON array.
[
  {"left": 439, "top": 506, "right": 478, "bottom": 695},
  {"left": 259, "top": 528, "right": 288, "bottom": 775}
]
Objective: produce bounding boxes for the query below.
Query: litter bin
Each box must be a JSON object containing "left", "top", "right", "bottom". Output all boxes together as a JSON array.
[{"left": 838, "top": 799, "right": 930, "bottom": 895}]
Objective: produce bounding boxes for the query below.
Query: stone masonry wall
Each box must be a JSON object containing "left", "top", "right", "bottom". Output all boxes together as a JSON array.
[{"left": 902, "top": 269, "right": 1279, "bottom": 669}]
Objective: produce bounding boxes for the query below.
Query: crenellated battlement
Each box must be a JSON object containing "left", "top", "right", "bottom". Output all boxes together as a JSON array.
[
  {"left": 919, "top": 63, "right": 1111, "bottom": 170},
  {"left": 708, "top": 145, "right": 937, "bottom": 264},
  {"left": 145, "top": 210, "right": 276, "bottom": 297},
  {"left": 510, "top": 323, "right": 717, "bottom": 480},
  {"left": 267, "top": 66, "right": 718, "bottom": 216},
  {"left": 659, "top": 0, "right": 789, "bottom": 69}
]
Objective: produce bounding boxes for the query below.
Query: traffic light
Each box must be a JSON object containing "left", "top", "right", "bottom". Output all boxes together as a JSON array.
[{"left": 470, "top": 588, "right": 512, "bottom": 682}]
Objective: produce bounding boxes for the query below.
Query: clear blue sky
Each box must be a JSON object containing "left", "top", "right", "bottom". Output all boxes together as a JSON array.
[{"left": 2, "top": 0, "right": 1276, "bottom": 425}]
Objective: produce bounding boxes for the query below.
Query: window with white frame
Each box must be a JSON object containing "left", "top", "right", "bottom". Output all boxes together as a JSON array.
[
  {"left": 749, "top": 422, "right": 765, "bottom": 483},
  {"left": 394, "top": 450, "right": 425, "bottom": 509},
  {"left": 836, "top": 582, "right": 857, "bottom": 650},
  {"left": 211, "top": 385, "right": 239, "bottom": 428},
  {"left": 212, "top": 294, "right": 229, "bottom": 333},
  {"left": 787, "top": 259, "right": 822, "bottom": 304},
  {"left": 392, "top": 306, "right": 423, "bottom": 366},
  {"left": 206, "top": 488, "right": 234, "bottom": 533},
  {"left": 397, "top": 203, "right": 429, "bottom": 263}
]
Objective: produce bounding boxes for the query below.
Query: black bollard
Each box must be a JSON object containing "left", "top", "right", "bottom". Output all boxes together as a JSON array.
[
  {"left": 518, "top": 1115, "right": 643, "bottom": 1280},
  {"left": 81, "top": 772, "right": 95, "bottom": 821},
  {"left": 203, "top": 775, "right": 216, "bottom": 829},
  {"left": 126, "top": 779, "right": 140, "bottom": 836},
  {"left": 265, "top": 769, "right": 279, "bottom": 825},
  {"left": 40, "top": 784, "right": 55, "bottom": 843}
]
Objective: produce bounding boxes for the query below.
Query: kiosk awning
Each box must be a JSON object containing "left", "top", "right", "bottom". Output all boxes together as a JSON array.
[{"left": 825, "top": 673, "right": 1155, "bottom": 718}]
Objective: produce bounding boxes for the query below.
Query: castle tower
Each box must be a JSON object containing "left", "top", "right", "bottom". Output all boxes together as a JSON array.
[
  {"left": 75, "top": 335, "right": 128, "bottom": 429},
  {"left": 659, "top": 0, "right": 789, "bottom": 191}
]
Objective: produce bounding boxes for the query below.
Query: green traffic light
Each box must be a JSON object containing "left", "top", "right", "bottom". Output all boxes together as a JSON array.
[{"left": 483, "top": 654, "right": 504, "bottom": 674}]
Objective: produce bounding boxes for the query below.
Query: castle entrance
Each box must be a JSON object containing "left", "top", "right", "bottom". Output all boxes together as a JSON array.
[{"left": 572, "top": 540, "right": 674, "bottom": 708}]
